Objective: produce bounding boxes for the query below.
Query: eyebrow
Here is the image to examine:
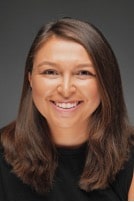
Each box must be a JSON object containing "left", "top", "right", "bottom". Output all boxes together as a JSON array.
[
  {"left": 37, "top": 61, "right": 58, "bottom": 68},
  {"left": 36, "top": 61, "right": 94, "bottom": 69},
  {"left": 76, "top": 63, "right": 94, "bottom": 69}
]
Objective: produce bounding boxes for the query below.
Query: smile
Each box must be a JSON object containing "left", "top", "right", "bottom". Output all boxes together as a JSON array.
[{"left": 50, "top": 101, "right": 83, "bottom": 109}]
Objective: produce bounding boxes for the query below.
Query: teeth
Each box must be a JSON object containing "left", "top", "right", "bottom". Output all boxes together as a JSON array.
[{"left": 55, "top": 102, "right": 78, "bottom": 109}]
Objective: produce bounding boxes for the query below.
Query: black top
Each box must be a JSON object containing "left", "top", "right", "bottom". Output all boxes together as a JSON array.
[{"left": 0, "top": 142, "right": 134, "bottom": 201}]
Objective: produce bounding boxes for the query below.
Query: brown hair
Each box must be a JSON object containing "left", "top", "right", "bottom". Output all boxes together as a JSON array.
[{"left": 1, "top": 18, "right": 134, "bottom": 194}]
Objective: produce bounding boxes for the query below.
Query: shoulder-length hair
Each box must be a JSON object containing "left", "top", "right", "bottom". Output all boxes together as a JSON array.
[{"left": 1, "top": 18, "right": 134, "bottom": 194}]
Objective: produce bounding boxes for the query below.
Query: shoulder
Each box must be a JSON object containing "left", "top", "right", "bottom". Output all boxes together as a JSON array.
[
  {"left": 111, "top": 145, "right": 134, "bottom": 200},
  {"left": 122, "top": 146, "right": 134, "bottom": 188}
]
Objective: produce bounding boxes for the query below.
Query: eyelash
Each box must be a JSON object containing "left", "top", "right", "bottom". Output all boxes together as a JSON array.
[
  {"left": 41, "top": 69, "right": 96, "bottom": 77},
  {"left": 77, "top": 70, "right": 95, "bottom": 76},
  {"left": 42, "top": 70, "right": 58, "bottom": 75}
]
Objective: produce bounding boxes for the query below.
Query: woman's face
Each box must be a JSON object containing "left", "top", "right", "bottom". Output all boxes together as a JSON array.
[{"left": 29, "top": 36, "right": 100, "bottom": 130}]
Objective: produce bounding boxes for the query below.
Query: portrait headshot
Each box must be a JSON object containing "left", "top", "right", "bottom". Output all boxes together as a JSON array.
[{"left": 0, "top": 0, "right": 134, "bottom": 200}]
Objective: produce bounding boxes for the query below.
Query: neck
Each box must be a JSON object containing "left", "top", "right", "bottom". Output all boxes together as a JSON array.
[{"left": 50, "top": 125, "right": 89, "bottom": 147}]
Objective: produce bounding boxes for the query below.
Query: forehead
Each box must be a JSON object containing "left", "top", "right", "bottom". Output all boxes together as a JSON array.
[{"left": 34, "top": 36, "right": 93, "bottom": 65}]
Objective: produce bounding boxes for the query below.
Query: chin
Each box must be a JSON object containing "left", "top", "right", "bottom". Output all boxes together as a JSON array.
[{"left": 53, "top": 121, "right": 76, "bottom": 128}]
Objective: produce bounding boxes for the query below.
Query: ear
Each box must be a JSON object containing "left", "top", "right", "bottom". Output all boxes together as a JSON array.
[{"left": 28, "top": 72, "right": 32, "bottom": 88}]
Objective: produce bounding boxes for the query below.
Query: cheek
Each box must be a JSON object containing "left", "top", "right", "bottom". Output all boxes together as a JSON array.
[
  {"left": 30, "top": 78, "right": 51, "bottom": 116},
  {"left": 30, "top": 79, "right": 49, "bottom": 116},
  {"left": 31, "top": 78, "right": 51, "bottom": 98},
  {"left": 80, "top": 80, "right": 100, "bottom": 102},
  {"left": 32, "top": 83, "right": 44, "bottom": 101}
]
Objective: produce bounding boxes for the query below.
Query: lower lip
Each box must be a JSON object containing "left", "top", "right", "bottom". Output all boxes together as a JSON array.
[{"left": 50, "top": 101, "right": 83, "bottom": 113}]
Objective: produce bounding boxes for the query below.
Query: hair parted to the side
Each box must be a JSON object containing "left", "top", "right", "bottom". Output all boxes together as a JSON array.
[{"left": 1, "top": 17, "right": 134, "bottom": 194}]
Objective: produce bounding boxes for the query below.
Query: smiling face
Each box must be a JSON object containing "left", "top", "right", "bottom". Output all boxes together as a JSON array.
[{"left": 29, "top": 36, "right": 100, "bottom": 133}]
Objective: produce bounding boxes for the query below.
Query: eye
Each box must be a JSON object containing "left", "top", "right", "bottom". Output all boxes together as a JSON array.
[
  {"left": 77, "top": 70, "right": 96, "bottom": 77},
  {"left": 42, "top": 69, "right": 58, "bottom": 75}
]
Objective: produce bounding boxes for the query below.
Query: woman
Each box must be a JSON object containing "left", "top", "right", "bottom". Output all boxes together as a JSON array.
[{"left": 0, "top": 18, "right": 134, "bottom": 200}]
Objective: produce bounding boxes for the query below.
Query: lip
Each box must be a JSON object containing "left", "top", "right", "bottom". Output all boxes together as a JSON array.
[
  {"left": 51, "top": 100, "right": 81, "bottom": 103},
  {"left": 50, "top": 100, "right": 83, "bottom": 112}
]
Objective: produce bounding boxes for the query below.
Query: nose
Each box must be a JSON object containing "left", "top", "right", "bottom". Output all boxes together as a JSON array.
[{"left": 57, "top": 75, "right": 76, "bottom": 98}]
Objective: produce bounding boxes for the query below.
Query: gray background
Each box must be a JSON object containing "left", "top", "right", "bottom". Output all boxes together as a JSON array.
[{"left": 0, "top": 0, "right": 134, "bottom": 128}]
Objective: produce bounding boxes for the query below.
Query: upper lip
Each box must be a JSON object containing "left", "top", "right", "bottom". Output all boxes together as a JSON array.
[{"left": 50, "top": 100, "right": 83, "bottom": 103}]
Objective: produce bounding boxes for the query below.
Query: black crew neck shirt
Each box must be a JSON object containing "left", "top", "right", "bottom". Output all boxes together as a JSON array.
[{"left": 0, "top": 142, "right": 134, "bottom": 201}]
